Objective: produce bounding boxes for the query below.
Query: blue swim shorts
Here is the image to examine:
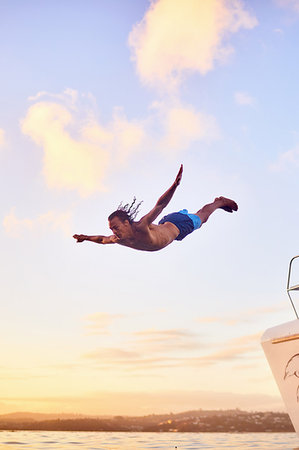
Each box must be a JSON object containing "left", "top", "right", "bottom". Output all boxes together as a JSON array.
[{"left": 158, "top": 209, "right": 201, "bottom": 241}]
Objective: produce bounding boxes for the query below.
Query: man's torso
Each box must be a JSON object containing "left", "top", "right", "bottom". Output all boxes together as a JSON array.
[{"left": 117, "top": 221, "right": 179, "bottom": 251}]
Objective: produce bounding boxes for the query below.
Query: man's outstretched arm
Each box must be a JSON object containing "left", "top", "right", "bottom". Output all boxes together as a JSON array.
[
  {"left": 73, "top": 234, "right": 118, "bottom": 244},
  {"left": 139, "top": 164, "right": 183, "bottom": 225}
]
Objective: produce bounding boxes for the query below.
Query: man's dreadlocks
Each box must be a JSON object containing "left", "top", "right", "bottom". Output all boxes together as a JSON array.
[{"left": 108, "top": 197, "right": 143, "bottom": 223}]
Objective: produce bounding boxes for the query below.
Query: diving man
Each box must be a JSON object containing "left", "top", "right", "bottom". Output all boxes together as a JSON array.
[{"left": 73, "top": 165, "right": 238, "bottom": 252}]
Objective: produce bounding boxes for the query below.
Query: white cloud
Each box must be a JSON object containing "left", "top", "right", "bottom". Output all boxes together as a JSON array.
[
  {"left": 84, "top": 312, "right": 124, "bottom": 335},
  {"left": 0, "top": 128, "right": 5, "bottom": 147},
  {"left": 21, "top": 90, "right": 221, "bottom": 191},
  {"left": 81, "top": 329, "right": 260, "bottom": 371},
  {"left": 270, "top": 145, "right": 299, "bottom": 172},
  {"left": 133, "top": 328, "right": 195, "bottom": 339},
  {"left": 110, "top": 109, "right": 145, "bottom": 165},
  {"left": 152, "top": 101, "right": 219, "bottom": 154},
  {"left": 28, "top": 88, "right": 79, "bottom": 106},
  {"left": 83, "top": 347, "right": 141, "bottom": 361},
  {"left": 129, "top": 0, "right": 258, "bottom": 90},
  {"left": 21, "top": 101, "right": 109, "bottom": 196},
  {"left": 131, "top": 328, "right": 200, "bottom": 354},
  {"left": 275, "top": 0, "right": 299, "bottom": 13},
  {"left": 234, "top": 91, "right": 255, "bottom": 106},
  {"left": 3, "top": 208, "right": 72, "bottom": 237},
  {"left": 197, "top": 303, "right": 287, "bottom": 326},
  {"left": 21, "top": 91, "right": 145, "bottom": 196}
]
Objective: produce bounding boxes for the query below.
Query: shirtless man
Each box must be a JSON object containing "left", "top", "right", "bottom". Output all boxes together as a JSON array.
[{"left": 73, "top": 165, "right": 238, "bottom": 252}]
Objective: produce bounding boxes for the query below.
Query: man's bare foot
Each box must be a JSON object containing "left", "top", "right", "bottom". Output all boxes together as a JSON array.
[{"left": 215, "top": 196, "right": 238, "bottom": 213}]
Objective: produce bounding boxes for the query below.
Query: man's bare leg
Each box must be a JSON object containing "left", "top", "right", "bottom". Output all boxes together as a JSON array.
[{"left": 195, "top": 196, "right": 238, "bottom": 224}]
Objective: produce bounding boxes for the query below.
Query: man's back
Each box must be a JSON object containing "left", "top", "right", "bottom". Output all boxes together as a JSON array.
[{"left": 109, "top": 217, "right": 180, "bottom": 252}]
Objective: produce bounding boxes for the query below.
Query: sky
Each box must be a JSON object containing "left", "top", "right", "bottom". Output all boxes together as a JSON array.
[{"left": 1, "top": 0, "right": 299, "bottom": 417}]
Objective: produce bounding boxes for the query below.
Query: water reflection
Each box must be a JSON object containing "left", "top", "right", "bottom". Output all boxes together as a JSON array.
[{"left": 0, "top": 431, "right": 297, "bottom": 449}]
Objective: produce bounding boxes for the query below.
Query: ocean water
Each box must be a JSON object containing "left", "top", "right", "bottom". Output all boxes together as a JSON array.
[{"left": 0, "top": 431, "right": 298, "bottom": 450}]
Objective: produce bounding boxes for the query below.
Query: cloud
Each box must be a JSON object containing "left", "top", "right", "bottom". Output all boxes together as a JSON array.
[
  {"left": 129, "top": 0, "right": 258, "bottom": 90},
  {"left": 21, "top": 90, "right": 221, "bottom": 191},
  {"left": 81, "top": 325, "right": 202, "bottom": 370},
  {"left": 229, "top": 332, "right": 262, "bottom": 346},
  {"left": 152, "top": 101, "right": 219, "bottom": 153},
  {"left": 133, "top": 328, "right": 195, "bottom": 340},
  {"left": 197, "top": 316, "right": 238, "bottom": 326},
  {"left": 185, "top": 332, "right": 261, "bottom": 367},
  {"left": 109, "top": 109, "right": 145, "bottom": 165},
  {"left": 0, "top": 390, "right": 284, "bottom": 415},
  {"left": 234, "top": 91, "right": 255, "bottom": 106},
  {"left": 269, "top": 145, "right": 299, "bottom": 172},
  {"left": 81, "top": 327, "right": 260, "bottom": 372},
  {"left": 84, "top": 347, "right": 141, "bottom": 360},
  {"left": 28, "top": 88, "right": 79, "bottom": 105},
  {"left": 21, "top": 101, "right": 109, "bottom": 196},
  {"left": 21, "top": 90, "right": 145, "bottom": 196},
  {"left": 84, "top": 312, "right": 124, "bottom": 335},
  {"left": 131, "top": 328, "right": 201, "bottom": 354},
  {"left": 81, "top": 334, "right": 259, "bottom": 371},
  {"left": 3, "top": 208, "right": 72, "bottom": 237},
  {"left": 82, "top": 347, "right": 174, "bottom": 371},
  {"left": 275, "top": 0, "right": 299, "bottom": 13},
  {"left": 0, "top": 128, "right": 5, "bottom": 147},
  {"left": 196, "top": 303, "right": 287, "bottom": 326}
]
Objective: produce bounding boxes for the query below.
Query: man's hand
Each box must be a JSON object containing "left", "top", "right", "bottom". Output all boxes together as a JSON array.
[
  {"left": 73, "top": 234, "right": 86, "bottom": 242},
  {"left": 174, "top": 164, "right": 183, "bottom": 186}
]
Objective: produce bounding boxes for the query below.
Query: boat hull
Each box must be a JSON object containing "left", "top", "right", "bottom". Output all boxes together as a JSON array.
[{"left": 261, "top": 319, "right": 299, "bottom": 436}]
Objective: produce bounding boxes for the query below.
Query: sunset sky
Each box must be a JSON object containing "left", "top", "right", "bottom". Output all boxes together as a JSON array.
[{"left": 1, "top": 0, "right": 299, "bottom": 416}]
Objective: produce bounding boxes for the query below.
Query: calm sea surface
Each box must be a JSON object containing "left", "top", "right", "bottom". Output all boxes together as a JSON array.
[{"left": 0, "top": 432, "right": 298, "bottom": 450}]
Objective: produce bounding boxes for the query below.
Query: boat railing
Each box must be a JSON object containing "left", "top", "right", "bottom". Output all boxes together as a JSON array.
[{"left": 287, "top": 255, "right": 299, "bottom": 319}]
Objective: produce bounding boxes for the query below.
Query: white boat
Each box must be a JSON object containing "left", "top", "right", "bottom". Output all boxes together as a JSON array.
[{"left": 261, "top": 256, "right": 299, "bottom": 437}]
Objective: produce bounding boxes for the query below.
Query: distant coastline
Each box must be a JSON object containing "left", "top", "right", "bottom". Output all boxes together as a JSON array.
[{"left": 0, "top": 410, "right": 294, "bottom": 433}]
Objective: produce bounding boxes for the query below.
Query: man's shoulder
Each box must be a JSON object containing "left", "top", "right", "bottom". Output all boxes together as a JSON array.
[
  {"left": 133, "top": 218, "right": 153, "bottom": 232},
  {"left": 133, "top": 219, "right": 145, "bottom": 229}
]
